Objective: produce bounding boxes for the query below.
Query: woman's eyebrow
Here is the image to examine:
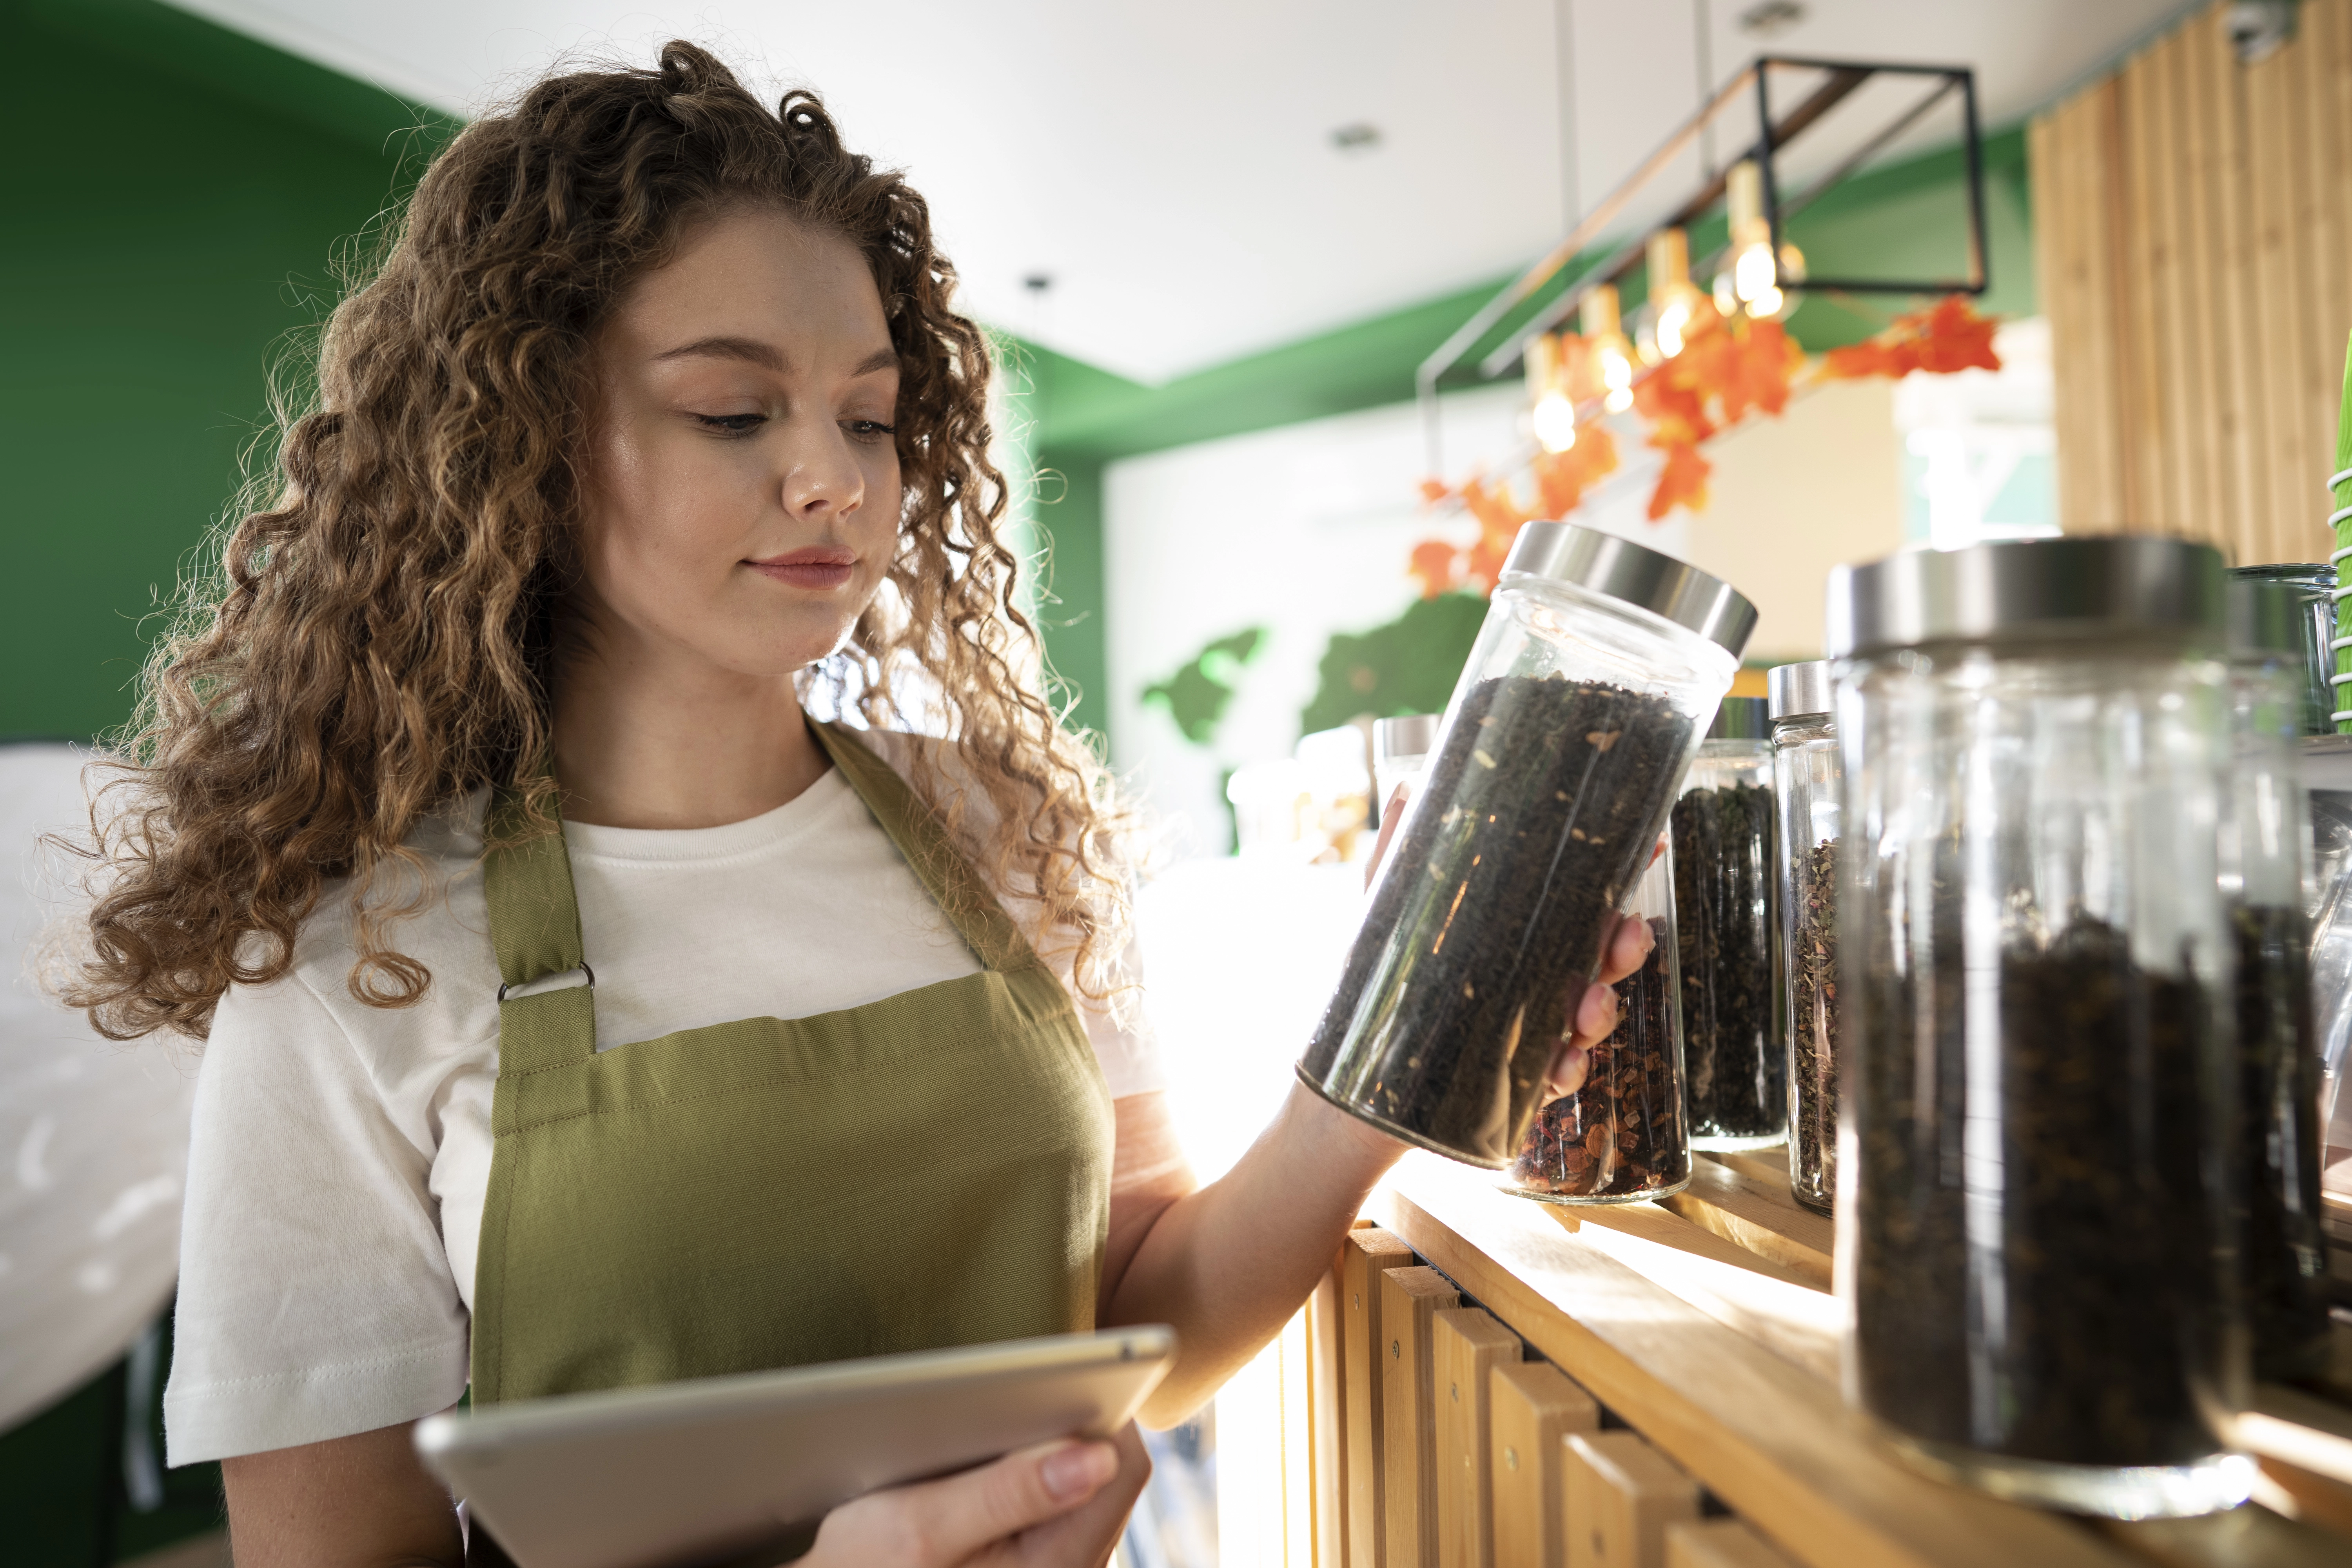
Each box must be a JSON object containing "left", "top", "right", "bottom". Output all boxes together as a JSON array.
[
  {"left": 651, "top": 338, "right": 898, "bottom": 378},
  {"left": 653, "top": 335, "right": 783, "bottom": 370}
]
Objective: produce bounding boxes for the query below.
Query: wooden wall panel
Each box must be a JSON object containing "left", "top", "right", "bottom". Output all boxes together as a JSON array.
[{"left": 2035, "top": 0, "right": 2352, "bottom": 565}]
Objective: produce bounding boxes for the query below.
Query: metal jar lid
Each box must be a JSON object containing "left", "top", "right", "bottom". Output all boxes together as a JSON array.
[
  {"left": 1824, "top": 538, "right": 2227, "bottom": 659},
  {"left": 1767, "top": 660, "right": 1832, "bottom": 722},
  {"left": 1373, "top": 714, "right": 1438, "bottom": 762},
  {"left": 2227, "top": 577, "right": 2303, "bottom": 656},
  {"left": 1706, "top": 696, "right": 1771, "bottom": 740},
  {"left": 1501, "top": 521, "right": 1759, "bottom": 659}
]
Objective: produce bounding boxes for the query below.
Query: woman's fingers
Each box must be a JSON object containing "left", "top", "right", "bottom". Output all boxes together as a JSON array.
[
  {"left": 1543, "top": 1040, "right": 1590, "bottom": 1099},
  {"left": 1001, "top": 1423, "right": 1152, "bottom": 1568},
  {"left": 1573, "top": 978, "right": 1621, "bottom": 1043},
  {"left": 1365, "top": 784, "right": 1411, "bottom": 890},
  {"left": 1593, "top": 910, "right": 1655, "bottom": 987},
  {"left": 809, "top": 1437, "right": 1117, "bottom": 1568}
]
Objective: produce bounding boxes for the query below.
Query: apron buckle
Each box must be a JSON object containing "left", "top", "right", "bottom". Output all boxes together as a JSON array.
[{"left": 497, "top": 962, "right": 595, "bottom": 1004}]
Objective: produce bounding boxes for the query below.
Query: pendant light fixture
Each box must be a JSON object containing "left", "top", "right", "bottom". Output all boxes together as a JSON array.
[{"left": 1583, "top": 287, "right": 1636, "bottom": 414}]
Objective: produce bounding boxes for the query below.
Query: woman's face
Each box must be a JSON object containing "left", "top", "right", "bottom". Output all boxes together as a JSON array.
[{"left": 575, "top": 205, "right": 901, "bottom": 681}]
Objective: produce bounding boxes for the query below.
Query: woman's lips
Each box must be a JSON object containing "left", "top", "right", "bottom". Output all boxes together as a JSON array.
[{"left": 746, "top": 548, "right": 855, "bottom": 591}]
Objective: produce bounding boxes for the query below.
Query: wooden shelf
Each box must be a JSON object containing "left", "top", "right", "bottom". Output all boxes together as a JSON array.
[{"left": 1363, "top": 1150, "right": 2352, "bottom": 1568}]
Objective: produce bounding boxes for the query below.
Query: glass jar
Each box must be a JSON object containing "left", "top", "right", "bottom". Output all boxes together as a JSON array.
[
  {"left": 1830, "top": 537, "right": 2251, "bottom": 1518},
  {"left": 1768, "top": 661, "right": 1838, "bottom": 1214},
  {"left": 2222, "top": 578, "right": 2332, "bottom": 1382},
  {"left": 1372, "top": 713, "right": 1437, "bottom": 820},
  {"left": 1298, "top": 521, "right": 1756, "bottom": 1165},
  {"left": 1673, "top": 698, "right": 1783, "bottom": 1151},
  {"left": 1506, "top": 842, "right": 1690, "bottom": 1202},
  {"left": 2228, "top": 562, "right": 2336, "bottom": 736}
]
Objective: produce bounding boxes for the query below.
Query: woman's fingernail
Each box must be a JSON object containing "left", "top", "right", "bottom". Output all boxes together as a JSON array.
[{"left": 1042, "top": 1441, "right": 1116, "bottom": 1499}]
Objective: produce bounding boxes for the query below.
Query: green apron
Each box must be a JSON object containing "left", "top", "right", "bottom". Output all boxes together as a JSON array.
[{"left": 467, "top": 721, "right": 1113, "bottom": 1405}]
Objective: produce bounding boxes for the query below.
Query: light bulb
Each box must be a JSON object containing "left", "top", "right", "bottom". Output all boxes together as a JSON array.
[
  {"left": 1600, "top": 344, "right": 1633, "bottom": 414},
  {"left": 1532, "top": 392, "right": 1577, "bottom": 453},
  {"left": 1733, "top": 240, "right": 1778, "bottom": 303},
  {"left": 1744, "top": 285, "right": 1784, "bottom": 319},
  {"left": 1655, "top": 299, "right": 1691, "bottom": 358}
]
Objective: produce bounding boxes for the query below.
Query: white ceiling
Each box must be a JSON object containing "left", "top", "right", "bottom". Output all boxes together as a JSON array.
[{"left": 165, "top": 0, "right": 2191, "bottom": 383}]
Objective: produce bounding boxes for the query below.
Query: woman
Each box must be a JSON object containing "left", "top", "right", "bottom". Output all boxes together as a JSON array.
[{"left": 66, "top": 43, "right": 1642, "bottom": 1566}]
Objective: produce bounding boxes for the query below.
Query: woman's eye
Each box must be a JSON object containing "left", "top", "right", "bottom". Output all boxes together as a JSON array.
[
  {"left": 846, "top": 419, "right": 898, "bottom": 441},
  {"left": 693, "top": 412, "right": 766, "bottom": 434}
]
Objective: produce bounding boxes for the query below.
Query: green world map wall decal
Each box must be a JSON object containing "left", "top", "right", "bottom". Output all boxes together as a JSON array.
[{"left": 1142, "top": 627, "right": 1266, "bottom": 744}]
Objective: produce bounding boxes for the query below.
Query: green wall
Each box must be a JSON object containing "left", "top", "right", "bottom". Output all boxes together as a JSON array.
[
  {"left": 1, "top": 0, "right": 450, "bottom": 745},
  {"left": 1, "top": 1, "right": 450, "bottom": 1556}
]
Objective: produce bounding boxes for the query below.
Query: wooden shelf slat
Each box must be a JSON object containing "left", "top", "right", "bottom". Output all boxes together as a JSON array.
[
  {"left": 1373, "top": 1154, "right": 2142, "bottom": 1568},
  {"left": 1662, "top": 1156, "right": 1834, "bottom": 1291}
]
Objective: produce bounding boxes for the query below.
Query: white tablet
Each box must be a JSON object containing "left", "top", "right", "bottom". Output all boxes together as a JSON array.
[{"left": 415, "top": 1325, "right": 1175, "bottom": 1568}]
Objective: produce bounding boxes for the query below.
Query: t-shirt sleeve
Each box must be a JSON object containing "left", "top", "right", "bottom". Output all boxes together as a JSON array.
[
  {"left": 1074, "top": 907, "right": 1165, "bottom": 1101},
  {"left": 164, "top": 972, "right": 468, "bottom": 1465}
]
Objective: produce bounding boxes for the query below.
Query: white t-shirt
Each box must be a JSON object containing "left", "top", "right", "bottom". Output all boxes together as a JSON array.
[{"left": 163, "top": 734, "right": 1160, "bottom": 1465}]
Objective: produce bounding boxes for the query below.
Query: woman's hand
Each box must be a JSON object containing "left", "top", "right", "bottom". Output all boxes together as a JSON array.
[
  {"left": 1542, "top": 909, "right": 1654, "bottom": 1102},
  {"left": 804, "top": 1426, "right": 1149, "bottom": 1568}
]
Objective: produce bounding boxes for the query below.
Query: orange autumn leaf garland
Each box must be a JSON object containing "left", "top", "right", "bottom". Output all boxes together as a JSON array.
[
  {"left": 1411, "top": 295, "right": 2000, "bottom": 598},
  {"left": 1820, "top": 294, "right": 2001, "bottom": 381}
]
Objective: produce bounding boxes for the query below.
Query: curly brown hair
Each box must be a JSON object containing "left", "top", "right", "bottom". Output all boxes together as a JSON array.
[{"left": 61, "top": 42, "right": 1134, "bottom": 1041}]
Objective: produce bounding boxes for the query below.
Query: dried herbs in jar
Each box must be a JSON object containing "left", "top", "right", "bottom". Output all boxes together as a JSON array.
[{"left": 1507, "top": 903, "right": 1691, "bottom": 1203}]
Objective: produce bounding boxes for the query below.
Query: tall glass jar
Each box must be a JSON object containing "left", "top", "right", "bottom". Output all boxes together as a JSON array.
[
  {"left": 1298, "top": 522, "right": 1756, "bottom": 1165},
  {"left": 2228, "top": 562, "right": 2337, "bottom": 736},
  {"left": 1506, "top": 842, "right": 1690, "bottom": 1202},
  {"left": 1372, "top": 713, "right": 1437, "bottom": 820},
  {"left": 1673, "top": 698, "right": 1782, "bottom": 1150},
  {"left": 2223, "top": 577, "right": 2332, "bottom": 1381},
  {"left": 1830, "top": 537, "right": 2250, "bottom": 1518},
  {"left": 1769, "top": 661, "right": 1838, "bottom": 1214}
]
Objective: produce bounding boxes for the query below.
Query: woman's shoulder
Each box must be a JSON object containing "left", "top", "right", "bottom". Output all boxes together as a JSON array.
[{"left": 232, "top": 789, "right": 501, "bottom": 1066}]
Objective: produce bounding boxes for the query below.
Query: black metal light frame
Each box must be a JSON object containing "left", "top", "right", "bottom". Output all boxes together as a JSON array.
[{"left": 1417, "top": 56, "right": 1986, "bottom": 474}]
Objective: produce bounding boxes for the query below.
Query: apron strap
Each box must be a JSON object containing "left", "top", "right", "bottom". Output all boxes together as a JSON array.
[
  {"left": 483, "top": 787, "right": 599, "bottom": 1073},
  {"left": 810, "top": 721, "right": 1039, "bottom": 974}
]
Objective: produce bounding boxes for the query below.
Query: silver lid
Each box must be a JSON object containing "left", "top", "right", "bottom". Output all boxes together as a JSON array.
[
  {"left": 1373, "top": 714, "right": 1438, "bottom": 762},
  {"left": 2227, "top": 578, "right": 2302, "bottom": 656},
  {"left": 1767, "top": 660, "right": 1833, "bottom": 721},
  {"left": 1706, "top": 696, "right": 1770, "bottom": 741},
  {"left": 1825, "top": 538, "right": 2227, "bottom": 659},
  {"left": 1500, "top": 521, "right": 1758, "bottom": 659}
]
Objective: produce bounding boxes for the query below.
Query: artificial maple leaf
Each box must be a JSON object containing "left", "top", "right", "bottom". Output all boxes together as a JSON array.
[
  {"left": 1820, "top": 338, "right": 1892, "bottom": 380},
  {"left": 1531, "top": 422, "right": 1620, "bottom": 518},
  {"left": 1635, "top": 366, "right": 1714, "bottom": 449},
  {"left": 1738, "top": 318, "right": 1797, "bottom": 417},
  {"left": 1418, "top": 477, "right": 1451, "bottom": 505},
  {"left": 1912, "top": 295, "right": 2001, "bottom": 374},
  {"left": 1647, "top": 442, "right": 1711, "bottom": 521},
  {"left": 1407, "top": 538, "right": 1460, "bottom": 599}
]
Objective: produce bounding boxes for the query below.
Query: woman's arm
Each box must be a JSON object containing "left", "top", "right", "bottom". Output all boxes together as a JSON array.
[
  {"left": 1100, "top": 911, "right": 1651, "bottom": 1428},
  {"left": 223, "top": 1423, "right": 465, "bottom": 1568}
]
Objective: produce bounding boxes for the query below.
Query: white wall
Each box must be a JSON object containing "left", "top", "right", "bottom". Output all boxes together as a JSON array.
[
  {"left": 1104, "top": 387, "right": 1698, "bottom": 858},
  {"left": 1103, "top": 368, "right": 1922, "bottom": 857}
]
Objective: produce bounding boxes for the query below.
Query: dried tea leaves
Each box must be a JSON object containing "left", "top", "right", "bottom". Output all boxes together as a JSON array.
[
  {"left": 1671, "top": 780, "right": 1784, "bottom": 1145},
  {"left": 1508, "top": 915, "right": 1690, "bottom": 1200},
  {"left": 1852, "top": 915, "right": 2232, "bottom": 1469},
  {"left": 1298, "top": 674, "right": 1694, "bottom": 1165},
  {"left": 1788, "top": 837, "right": 1839, "bottom": 1213}
]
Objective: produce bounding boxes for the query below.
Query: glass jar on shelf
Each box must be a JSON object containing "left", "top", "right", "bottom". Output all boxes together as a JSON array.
[
  {"left": 1372, "top": 713, "right": 1437, "bottom": 821},
  {"left": 1506, "top": 841, "right": 1689, "bottom": 1203},
  {"left": 2222, "top": 577, "right": 2332, "bottom": 1382},
  {"left": 1768, "top": 661, "right": 1838, "bottom": 1214},
  {"left": 1297, "top": 521, "right": 1756, "bottom": 1165},
  {"left": 1831, "top": 536, "right": 2250, "bottom": 1519},
  {"left": 1673, "top": 697, "right": 1783, "bottom": 1151}
]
